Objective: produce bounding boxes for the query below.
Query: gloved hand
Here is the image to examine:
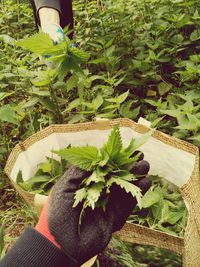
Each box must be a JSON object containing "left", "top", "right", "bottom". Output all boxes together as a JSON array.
[
  {"left": 41, "top": 23, "right": 65, "bottom": 44},
  {"left": 36, "top": 157, "right": 150, "bottom": 266}
]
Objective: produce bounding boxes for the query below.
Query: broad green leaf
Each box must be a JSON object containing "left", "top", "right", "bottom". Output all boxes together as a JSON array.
[
  {"left": 0, "top": 105, "right": 18, "bottom": 125},
  {"left": 92, "top": 94, "right": 104, "bottom": 110},
  {"left": 39, "top": 162, "right": 52, "bottom": 173},
  {"left": 54, "top": 146, "right": 99, "bottom": 171},
  {"left": 119, "top": 101, "right": 140, "bottom": 120},
  {"left": 190, "top": 29, "right": 200, "bottom": 41},
  {"left": 16, "top": 33, "right": 54, "bottom": 55},
  {"left": 167, "top": 209, "right": 184, "bottom": 225},
  {"left": 70, "top": 47, "right": 90, "bottom": 62},
  {"left": 67, "top": 74, "right": 79, "bottom": 91},
  {"left": 106, "top": 91, "right": 129, "bottom": 104},
  {"left": 26, "top": 175, "right": 50, "bottom": 185},
  {"left": 22, "top": 97, "right": 39, "bottom": 109},
  {"left": 141, "top": 190, "right": 160, "bottom": 208},
  {"left": 160, "top": 202, "right": 169, "bottom": 223},
  {"left": 158, "top": 82, "right": 172, "bottom": 96}
]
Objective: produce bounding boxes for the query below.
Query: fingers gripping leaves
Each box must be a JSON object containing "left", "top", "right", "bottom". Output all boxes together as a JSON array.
[{"left": 54, "top": 125, "right": 151, "bottom": 220}]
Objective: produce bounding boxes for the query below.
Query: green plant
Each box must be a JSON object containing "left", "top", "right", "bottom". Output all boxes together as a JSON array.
[
  {"left": 16, "top": 157, "right": 67, "bottom": 195},
  {"left": 129, "top": 175, "right": 187, "bottom": 237},
  {"left": 54, "top": 125, "right": 151, "bottom": 215}
]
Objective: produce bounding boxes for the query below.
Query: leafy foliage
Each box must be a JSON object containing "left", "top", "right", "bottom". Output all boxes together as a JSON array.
[
  {"left": 17, "top": 158, "right": 67, "bottom": 195},
  {"left": 54, "top": 125, "right": 150, "bottom": 214},
  {"left": 1, "top": 0, "right": 200, "bottom": 265},
  {"left": 128, "top": 175, "right": 187, "bottom": 237}
]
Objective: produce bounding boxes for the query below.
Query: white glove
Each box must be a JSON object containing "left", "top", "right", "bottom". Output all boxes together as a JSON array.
[
  {"left": 41, "top": 23, "right": 65, "bottom": 43},
  {"left": 39, "top": 7, "right": 64, "bottom": 43}
]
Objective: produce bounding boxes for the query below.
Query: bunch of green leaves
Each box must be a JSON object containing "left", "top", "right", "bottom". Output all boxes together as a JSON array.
[
  {"left": 128, "top": 175, "right": 187, "bottom": 237},
  {"left": 54, "top": 125, "right": 151, "bottom": 215},
  {"left": 16, "top": 32, "right": 90, "bottom": 80},
  {"left": 16, "top": 157, "right": 66, "bottom": 195}
]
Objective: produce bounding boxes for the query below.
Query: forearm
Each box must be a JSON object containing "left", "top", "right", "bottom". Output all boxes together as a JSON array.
[
  {"left": 39, "top": 7, "right": 60, "bottom": 28},
  {"left": 0, "top": 228, "right": 76, "bottom": 267},
  {"left": 30, "top": 0, "right": 74, "bottom": 38}
]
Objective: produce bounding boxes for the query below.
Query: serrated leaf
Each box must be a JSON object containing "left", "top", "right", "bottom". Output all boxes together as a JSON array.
[
  {"left": 107, "top": 178, "right": 142, "bottom": 208},
  {"left": 16, "top": 33, "right": 54, "bottom": 55},
  {"left": 124, "top": 131, "right": 152, "bottom": 155},
  {"left": 70, "top": 47, "right": 90, "bottom": 62},
  {"left": 73, "top": 188, "right": 87, "bottom": 208},
  {"left": 112, "top": 171, "right": 135, "bottom": 182},
  {"left": 86, "top": 183, "right": 104, "bottom": 210},
  {"left": 54, "top": 146, "right": 99, "bottom": 171},
  {"left": 102, "top": 125, "right": 122, "bottom": 158},
  {"left": 85, "top": 171, "right": 105, "bottom": 186}
]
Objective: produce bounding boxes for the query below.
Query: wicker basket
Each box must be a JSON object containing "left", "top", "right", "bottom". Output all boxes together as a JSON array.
[{"left": 5, "top": 118, "right": 200, "bottom": 266}]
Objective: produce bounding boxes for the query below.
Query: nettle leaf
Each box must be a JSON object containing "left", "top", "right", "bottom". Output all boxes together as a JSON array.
[
  {"left": 16, "top": 33, "right": 54, "bottom": 55},
  {"left": 70, "top": 47, "right": 90, "bottom": 62},
  {"left": 108, "top": 177, "right": 142, "bottom": 208},
  {"left": 112, "top": 170, "right": 135, "bottom": 182},
  {"left": 73, "top": 188, "right": 87, "bottom": 208},
  {"left": 54, "top": 146, "right": 100, "bottom": 171},
  {"left": 85, "top": 171, "right": 105, "bottom": 186},
  {"left": 86, "top": 183, "right": 105, "bottom": 210},
  {"left": 102, "top": 125, "right": 122, "bottom": 158},
  {"left": 124, "top": 131, "right": 152, "bottom": 155}
]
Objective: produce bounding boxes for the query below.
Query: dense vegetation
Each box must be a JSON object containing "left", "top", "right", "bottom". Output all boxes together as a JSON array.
[{"left": 1, "top": 0, "right": 200, "bottom": 265}]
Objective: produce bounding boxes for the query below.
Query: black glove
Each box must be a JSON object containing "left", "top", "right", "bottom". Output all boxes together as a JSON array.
[{"left": 48, "top": 155, "right": 150, "bottom": 266}]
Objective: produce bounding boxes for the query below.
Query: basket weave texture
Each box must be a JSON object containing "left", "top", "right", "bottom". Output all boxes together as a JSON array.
[{"left": 5, "top": 118, "right": 200, "bottom": 266}]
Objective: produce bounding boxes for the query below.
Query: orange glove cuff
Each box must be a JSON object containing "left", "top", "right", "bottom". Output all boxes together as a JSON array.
[{"left": 35, "top": 199, "right": 61, "bottom": 250}]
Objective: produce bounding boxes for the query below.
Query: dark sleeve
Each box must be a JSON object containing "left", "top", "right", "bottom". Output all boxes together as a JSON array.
[
  {"left": 30, "top": 0, "right": 74, "bottom": 39},
  {"left": 0, "top": 228, "right": 78, "bottom": 267}
]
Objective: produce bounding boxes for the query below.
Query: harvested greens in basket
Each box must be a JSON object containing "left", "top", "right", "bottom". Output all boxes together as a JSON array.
[
  {"left": 17, "top": 125, "right": 187, "bottom": 235},
  {"left": 128, "top": 175, "right": 187, "bottom": 237}
]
